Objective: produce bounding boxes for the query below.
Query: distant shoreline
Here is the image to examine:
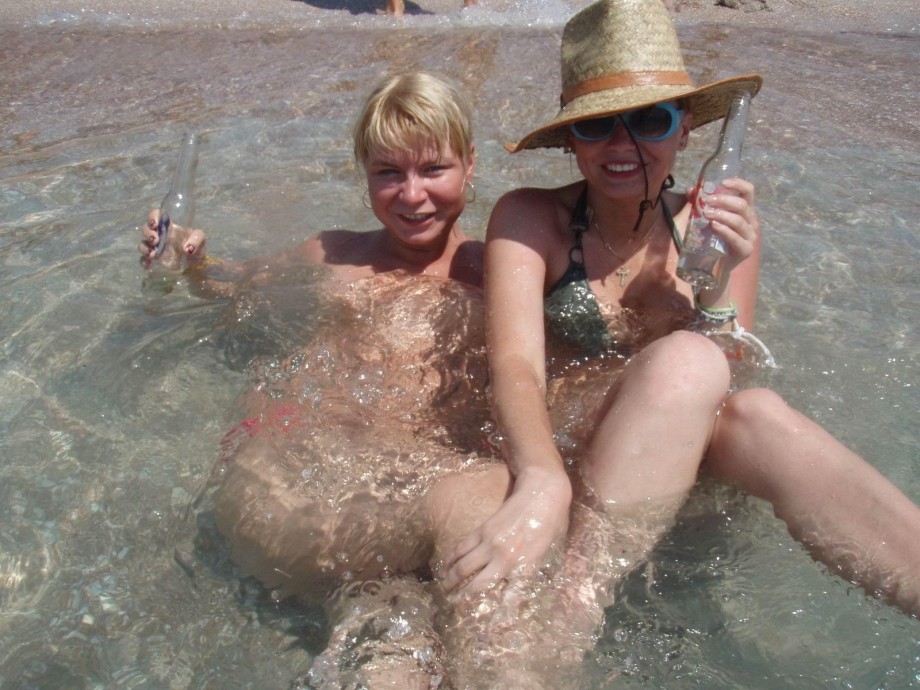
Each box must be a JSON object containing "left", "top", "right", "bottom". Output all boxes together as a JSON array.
[
  {"left": 672, "top": 0, "right": 917, "bottom": 33},
  {"left": 2, "top": 0, "right": 916, "bottom": 34}
]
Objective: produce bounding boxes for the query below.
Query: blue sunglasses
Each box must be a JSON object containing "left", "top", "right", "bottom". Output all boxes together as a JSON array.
[{"left": 570, "top": 102, "right": 685, "bottom": 143}]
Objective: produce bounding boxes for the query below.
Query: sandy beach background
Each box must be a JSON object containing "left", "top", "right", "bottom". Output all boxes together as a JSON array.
[{"left": 2, "top": 0, "right": 917, "bottom": 32}]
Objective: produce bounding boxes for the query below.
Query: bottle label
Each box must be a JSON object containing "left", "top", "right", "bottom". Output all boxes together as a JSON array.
[
  {"left": 693, "top": 180, "right": 720, "bottom": 219},
  {"left": 683, "top": 181, "right": 726, "bottom": 255}
]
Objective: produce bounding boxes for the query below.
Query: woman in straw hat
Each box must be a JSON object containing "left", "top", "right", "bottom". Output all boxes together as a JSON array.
[{"left": 439, "top": 0, "right": 920, "bottom": 629}]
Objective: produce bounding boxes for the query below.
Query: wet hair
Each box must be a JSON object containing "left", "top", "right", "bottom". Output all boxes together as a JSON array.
[{"left": 353, "top": 71, "right": 474, "bottom": 168}]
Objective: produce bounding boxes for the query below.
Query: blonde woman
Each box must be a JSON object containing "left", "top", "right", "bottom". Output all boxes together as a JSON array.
[{"left": 141, "top": 71, "right": 514, "bottom": 688}]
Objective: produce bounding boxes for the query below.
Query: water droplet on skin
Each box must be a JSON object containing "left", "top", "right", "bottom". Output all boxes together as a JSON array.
[{"left": 390, "top": 615, "right": 411, "bottom": 638}]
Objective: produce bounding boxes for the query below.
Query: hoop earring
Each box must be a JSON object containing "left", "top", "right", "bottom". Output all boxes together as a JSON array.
[
  {"left": 466, "top": 181, "right": 477, "bottom": 204},
  {"left": 362, "top": 189, "right": 372, "bottom": 209}
]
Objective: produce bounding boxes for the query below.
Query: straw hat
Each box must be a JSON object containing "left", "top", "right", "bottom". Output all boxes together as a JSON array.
[{"left": 509, "top": 0, "right": 762, "bottom": 152}]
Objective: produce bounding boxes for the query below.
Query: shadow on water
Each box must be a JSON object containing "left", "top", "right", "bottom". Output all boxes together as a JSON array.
[
  {"left": 292, "top": 0, "right": 438, "bottom": 15},
  {"left": 291, "top": 0, "right": 490, "bottom": 16},
  {"left": 292, "top": 0, "right": 387, "bottom": 15}
]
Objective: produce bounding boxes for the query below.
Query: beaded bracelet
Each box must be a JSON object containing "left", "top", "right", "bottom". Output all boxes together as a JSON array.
[{"left": 694, "top": 300, "right": 738, "bottom": 326}]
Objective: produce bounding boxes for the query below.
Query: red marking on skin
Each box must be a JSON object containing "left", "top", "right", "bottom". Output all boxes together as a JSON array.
[{"left": 218, "top": 405, "right": 304, "bottom": 463}]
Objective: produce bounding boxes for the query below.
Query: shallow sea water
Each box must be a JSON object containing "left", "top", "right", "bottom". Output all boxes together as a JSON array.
[{"left": 1, "top": 1, "right": 918, "bottom": 688}]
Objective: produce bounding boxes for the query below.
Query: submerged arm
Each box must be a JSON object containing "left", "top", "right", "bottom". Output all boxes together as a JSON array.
[{"left": 138, "top": 210, "right": 338, "bottom": 299}]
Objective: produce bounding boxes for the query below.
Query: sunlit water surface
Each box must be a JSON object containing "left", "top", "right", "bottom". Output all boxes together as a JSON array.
[{"left": 1, "top": 2, "right": 918, "bottom": 688}]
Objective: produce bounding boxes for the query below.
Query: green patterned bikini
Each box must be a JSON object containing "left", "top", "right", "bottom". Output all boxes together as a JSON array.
[{"left": 544, "top": 188, "right": 681, "bottom": 356}]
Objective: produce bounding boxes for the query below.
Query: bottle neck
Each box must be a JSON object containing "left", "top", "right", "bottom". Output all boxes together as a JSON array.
[
  {"left": 170, "top": 133, "right": 200, "bottom": 195},
  {"left": 716, "top": 91, "right": 751, "bottom": 161}
]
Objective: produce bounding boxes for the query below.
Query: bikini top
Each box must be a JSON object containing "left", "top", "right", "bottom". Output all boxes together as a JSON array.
[{"left": 543, "top": 187, "right": 682, "bottom": 356}]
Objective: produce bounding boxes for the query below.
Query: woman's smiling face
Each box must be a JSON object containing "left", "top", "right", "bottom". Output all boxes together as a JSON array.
[
  {"left": 571, "top": 107, "right": 690, "bottom": 203},
  {"left": 365, "top": 142, "right": 474, "bottom": 250}
]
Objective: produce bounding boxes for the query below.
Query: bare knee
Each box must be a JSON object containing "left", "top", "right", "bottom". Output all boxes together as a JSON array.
[
  {"left": 651, "top": 330, "right": 729, "bottom": 381},
  {"left": 628, "top": 330, "right": 730, "bottom": 406},
  {"left": 579, "top": 332, "right": 730, "bottom": 504},
  {"left": 722, "top": 387, "right": 791, "bottom": 428},
  {"left": 213, "top": 448, "right": 334, "bottom": 595}
]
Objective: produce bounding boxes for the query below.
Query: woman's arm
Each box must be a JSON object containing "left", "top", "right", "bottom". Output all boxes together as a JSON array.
[
  {"left": 138, "top": 210, "right": 340, "bottom": 299},
  {"left": 439, "top": 189, "right": 573, "bottom": 593}
]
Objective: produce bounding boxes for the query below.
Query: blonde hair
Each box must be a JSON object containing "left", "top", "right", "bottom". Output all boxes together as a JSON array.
[{"left": 353, "top": 71, "right": 474, "bottom": 168}]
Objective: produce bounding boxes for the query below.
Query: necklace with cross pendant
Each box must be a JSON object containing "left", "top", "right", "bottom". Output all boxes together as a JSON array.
[{"left": 591, "top": 206, "right": 660, "bottom": 287}]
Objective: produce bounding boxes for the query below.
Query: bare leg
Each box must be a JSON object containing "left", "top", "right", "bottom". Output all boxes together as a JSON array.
[
  {"left": 707, "top": 387, "right": 920, "bottom": 616},
  {"left": 426, "top": 466, "right": 583, "bottom": 688},
  {"left": 216, "top": 431, "right": 485, "bottom": 686},
  {"left": 386, "top": 0, "right": 405, "bottom": 16},
  {"left": 553, "top": 490, "right": 685, "bottom": 656},
  {"left": 213, "top": 433, "right": 433, "bottom": 599},
  {"left": 581, "top": 331, "right": 731, "bottom": 507},
  {"left": 429, "top": 333, "right": 733, "bottom": 687},
  {"left": 302, "top": 578, "right": 446, "bottom": 689},
  {"left": 285, "top": 464, "right": 511, "bottom": 690},
  {"left": 545, "top": 331, "right": 731, "bottom": 659}
]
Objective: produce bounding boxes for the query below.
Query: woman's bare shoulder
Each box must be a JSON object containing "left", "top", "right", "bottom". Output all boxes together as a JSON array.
[
  {"left": 295, "top": 229, "right": 369, "bottom": 264},
  {"left": 493, "top": 185, "right": 567, "bottom": 216},
  {"left": 488, "top": 183, "right": 583, "bottom": 248}
]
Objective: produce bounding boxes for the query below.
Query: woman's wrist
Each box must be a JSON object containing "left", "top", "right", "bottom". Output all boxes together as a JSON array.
[
  {"left": 515, "top": 463, "right": 573, "bottom": 500},
  {"left": 694, "top": 300, "right": 738, "bottom": 327},
  {"left": 695, "top": 275, "right": 732, "bottom": 310},
  {"left": 693, "top": 277, "right": 738, "bottom": 331}
]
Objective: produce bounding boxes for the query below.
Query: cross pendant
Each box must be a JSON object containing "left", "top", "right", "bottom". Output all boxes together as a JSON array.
[{"left": 616, "top": 266, "right": 630, "bottom": 287}]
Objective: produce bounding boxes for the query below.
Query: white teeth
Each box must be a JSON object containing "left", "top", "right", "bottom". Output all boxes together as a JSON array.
[
  {"left": 403, "top": 213, "right": 431, "bottom": 221},
  {"left": 605, "top": 163, "right": 638, "bottom": 172}
]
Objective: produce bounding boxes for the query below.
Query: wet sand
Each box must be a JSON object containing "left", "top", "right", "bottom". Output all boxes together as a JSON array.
[
  {"left": 2, "top": 0, "right": 915, "bottom": 161},
  {"left": 1, "top": 0, "right": 917, "bottom": 33}
]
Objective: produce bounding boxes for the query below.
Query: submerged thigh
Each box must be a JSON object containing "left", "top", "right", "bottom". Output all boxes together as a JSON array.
[
  {"left": 213, "top": 436, "right": 435, "bottom": 598},
  {"left": 425, "top": 464, "right": 512, "bottom": 567}
]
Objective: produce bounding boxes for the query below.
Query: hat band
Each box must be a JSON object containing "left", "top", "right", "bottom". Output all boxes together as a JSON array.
[{"left": 561, "top": 71, "right": 693, "bottom": 107}]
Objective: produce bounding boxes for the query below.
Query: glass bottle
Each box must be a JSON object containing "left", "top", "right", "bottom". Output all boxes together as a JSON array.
[
  {"left": 154, "top": 132, "right": 199, "bottom": 257},
  {"left": 676, "top": 89, "right": 753, "bottom": 288}
]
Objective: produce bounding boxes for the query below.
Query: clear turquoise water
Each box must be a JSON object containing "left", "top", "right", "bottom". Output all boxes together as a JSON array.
[{"left": 0, "top": 4, "right": 918, "bottom": 687}]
